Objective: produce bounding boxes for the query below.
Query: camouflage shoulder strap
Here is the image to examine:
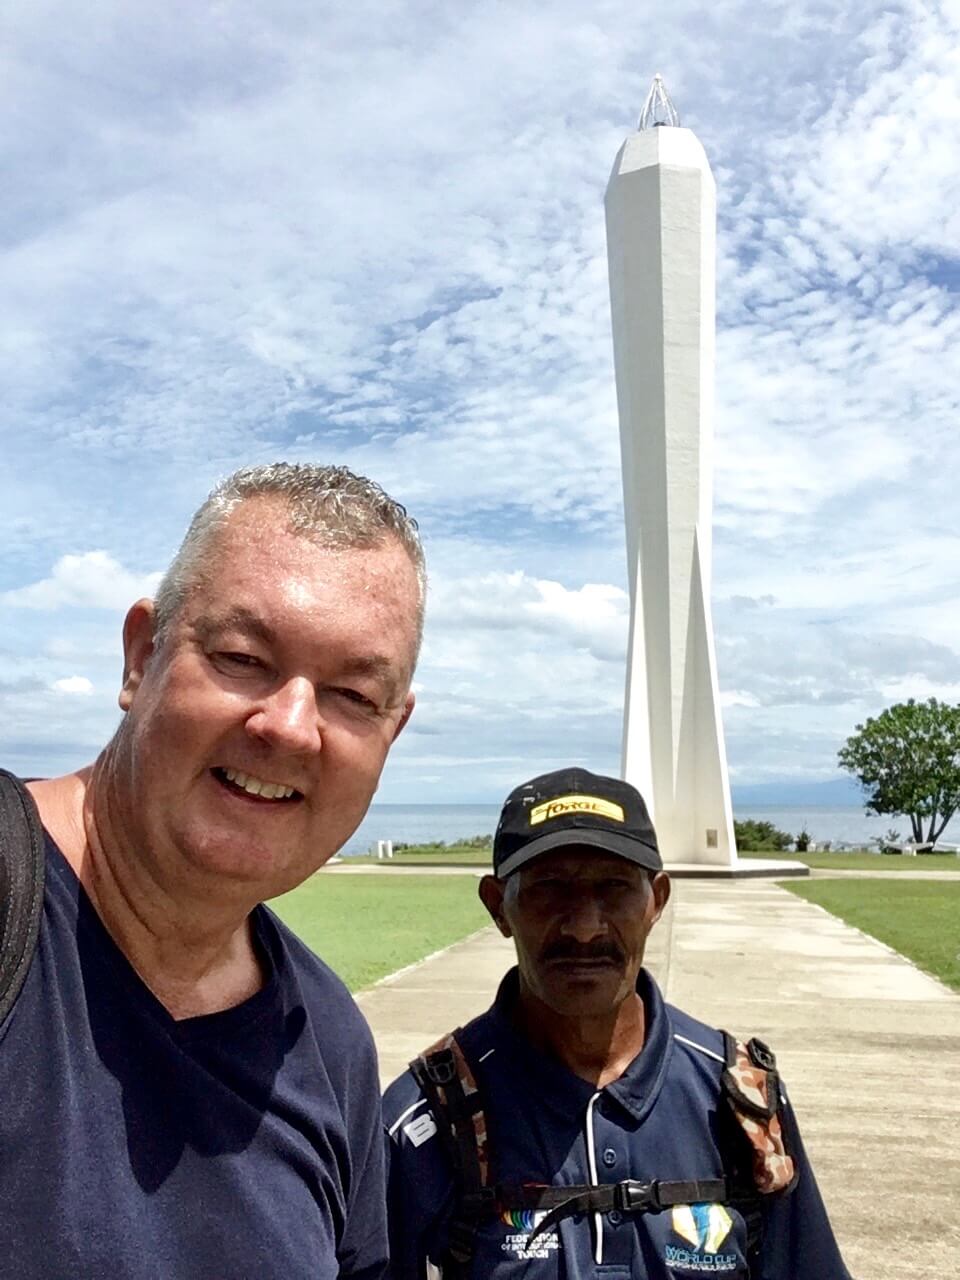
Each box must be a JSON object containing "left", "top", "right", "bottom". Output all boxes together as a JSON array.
[
  {"left": 410, "top": 1030, "right": 491, "bottom": 1277},
  {"left": 0, "top": 770, "right": 45, "bottom": 1025},
  {"left": 720, "top": 1032, "right": 798, "bottom": 1195},
  {"left": 715, "top": 1032, "right": 799, "bottom": 1273}
]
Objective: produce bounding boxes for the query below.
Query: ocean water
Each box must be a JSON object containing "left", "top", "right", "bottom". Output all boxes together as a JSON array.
[
  {"left": 342, "top": 802, "right": 960, "bottom": 855},
  {"left": 344, "top": 805, "right": 501, "bottom": 856}
]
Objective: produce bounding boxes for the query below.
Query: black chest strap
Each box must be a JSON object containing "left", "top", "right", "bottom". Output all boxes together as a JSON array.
[{"left": 518, "top": 1177, "right": 729, "bottom": 1244}]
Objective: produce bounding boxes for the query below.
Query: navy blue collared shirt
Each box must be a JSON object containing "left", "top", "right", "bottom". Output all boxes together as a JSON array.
[
  {"left": 0, "top": 834, "right": 388, "bottom": 1279},
  {"left": 384, "top": 969, "right": 850, "bottom": 1278}
]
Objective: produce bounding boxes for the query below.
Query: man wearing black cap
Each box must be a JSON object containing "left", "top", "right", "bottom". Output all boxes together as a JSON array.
[{"left": 383, "top": 767, "right": 851, "bottom": 1279}]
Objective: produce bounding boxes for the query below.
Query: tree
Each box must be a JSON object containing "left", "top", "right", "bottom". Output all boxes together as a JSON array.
[
  {"left": 733, "top": 819, "right": 792, "bottom": 852},
  {"left": 838, "top": 698, "right": 960, "bottom": 846}
]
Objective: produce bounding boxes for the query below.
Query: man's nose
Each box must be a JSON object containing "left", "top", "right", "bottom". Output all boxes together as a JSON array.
[
  {"left": 558, "top": 893, "right": 607, "bottom": 942},
  {"left": 246, "top": 677, "right": 322, "bottom": 754}
]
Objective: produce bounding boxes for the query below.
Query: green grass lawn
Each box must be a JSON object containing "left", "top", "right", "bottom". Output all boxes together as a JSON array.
[
  {"left": 740, "top": 849, "right": 960, "bottom": 872},
  {"left": 268, "top": 872, "right": 490, "bottom": 991},
  {"left": 346, "top": 845, "right": 493, "bottom": 866},
  {"left": 784, "top": 879, "right": 960, "bottom": 991}
]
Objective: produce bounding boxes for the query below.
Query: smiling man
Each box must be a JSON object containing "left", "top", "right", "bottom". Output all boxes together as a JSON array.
[
  {"left": 0, "top": 463, "right": 424, "bottom": 1279},
  {"left": 384, "top": 768, "right": 851, "bottom": 1279}
]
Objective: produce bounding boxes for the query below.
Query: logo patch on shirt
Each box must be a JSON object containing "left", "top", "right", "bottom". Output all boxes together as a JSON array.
[
  {"left": 672, "top": 1204, "right": 733, "bottom": 1253},
  {"left": 665, "top": 1204, "right": 738, "bottom": 1273},
  {"left": 499, "top": 1209, "right": 558, "bottom": 1260},
  {"left": 402, "top": 1113, "right": 437, "bottom": 1147},
  {"left": 529, "top": 795, "right": 625, "bottom": 826}
]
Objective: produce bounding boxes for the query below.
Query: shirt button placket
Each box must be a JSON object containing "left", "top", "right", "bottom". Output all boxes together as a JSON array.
[
  {"left": 597, "top": 1130, "right": 631, "bottom": 1263},
  {"left": 605, "top": 1142, "right": 620, "bottom": 1226}
]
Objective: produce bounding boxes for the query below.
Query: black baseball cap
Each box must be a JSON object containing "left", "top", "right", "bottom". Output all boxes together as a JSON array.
[{"left": 492, "top": 767, "right": 662, "bottom": 879}]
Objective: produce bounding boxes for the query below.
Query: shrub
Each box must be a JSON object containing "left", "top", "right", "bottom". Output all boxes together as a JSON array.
[
  {"left": 734, "top": 819, "right": 792, "bottom": 852},
  {"left": 391, "top": 834, "right": 492, "bottom": 854}
]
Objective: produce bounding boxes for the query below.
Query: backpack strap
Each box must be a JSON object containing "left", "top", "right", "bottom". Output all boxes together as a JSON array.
[
  {"left": 718, "top": 1031, "right": 799, "bottom": 1274},
  {"left": 0, "top": 770, "right": 45, "bottom": 1025},
  {"left": 720, "top": 1032, "right": 798, "bottom": 1195},
  {"left": 410, "top": 1031, "right": 491, "bottom": 1276}
]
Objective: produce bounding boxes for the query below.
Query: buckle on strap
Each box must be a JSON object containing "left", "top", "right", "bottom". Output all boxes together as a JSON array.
[
  {"left": 615, "top": 1180, "right": 661, "bottom": 1213},
  {"left": 423, "top": 1048, "right": 457, "bottom": 1086},
  {"left": 446, "top": 1218, "right": 476, "bottom": 1264},
  {"left": 446, "top": 1186, "right": 499, "bottom": 1262},
  {"left": 526, "top": 1180, "right": 659, "bottom": 1246}
]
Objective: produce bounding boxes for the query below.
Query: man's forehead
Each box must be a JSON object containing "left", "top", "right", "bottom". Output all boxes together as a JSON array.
[
  {"left": 520, "top": 848, "right": 648, "bottom": 879},
  {"left": 197, "top": 509, "right": 419, "bottom": 606},
  {"left": 218, "top": 499, "right": 411, "bottom": 563}
]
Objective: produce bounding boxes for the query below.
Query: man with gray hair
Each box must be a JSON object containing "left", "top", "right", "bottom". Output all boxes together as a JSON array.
[{"left": 0, "top": 463, "right": 423, "bottom": 1278}]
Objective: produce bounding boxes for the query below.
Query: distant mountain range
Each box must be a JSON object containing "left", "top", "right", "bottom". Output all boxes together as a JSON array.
[
  {"left": 731, "top": 777, "right": 865, "bottom": 807},
  {"left": 429, "top": 777, "right": 871, "bottom": 808}
]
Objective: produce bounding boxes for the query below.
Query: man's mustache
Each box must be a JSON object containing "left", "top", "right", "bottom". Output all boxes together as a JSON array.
[{"left": 540, "top": 942, "right": 624, "bottom": 965}]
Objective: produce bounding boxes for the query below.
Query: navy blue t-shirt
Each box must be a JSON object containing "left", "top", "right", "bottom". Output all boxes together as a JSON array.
[
  {"left": 0, "top": 834, "right": 388, "bottom": 1279},
  {"left": 385, "top": 969, "right": 851, "bottom": 1279}
]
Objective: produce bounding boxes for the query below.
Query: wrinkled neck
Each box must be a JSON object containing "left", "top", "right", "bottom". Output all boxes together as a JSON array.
[{"left": 514, "top": 983, "right": 646, "bottom": 1088}]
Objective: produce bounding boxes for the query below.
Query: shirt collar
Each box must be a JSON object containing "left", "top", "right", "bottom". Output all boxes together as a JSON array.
[{"left": 486, "top": 966, "right": 673, "bottom": 1122}]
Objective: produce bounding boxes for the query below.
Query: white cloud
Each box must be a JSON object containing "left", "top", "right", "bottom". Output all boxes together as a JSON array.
[
  {"left": 427, "top": 570, "right": 628, "bottom": 660},
  {"left": 3, "top": 552, "right": 161, "bottom": 611},
  {"left": 52, "top": 676, "right": 94, "bottom": 696},
  {"left": 720, "top": 690, "right": 760, "bottom": 710}
]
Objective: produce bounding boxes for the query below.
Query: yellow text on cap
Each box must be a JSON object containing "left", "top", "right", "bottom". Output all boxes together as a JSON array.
[{"left": 529, "top": 795, "right": 625, "bottom": 826}]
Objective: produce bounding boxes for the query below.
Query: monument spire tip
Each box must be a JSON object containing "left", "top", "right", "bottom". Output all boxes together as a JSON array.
[{"left": 638, "top": 74, "right": 680, "bottom": 130}]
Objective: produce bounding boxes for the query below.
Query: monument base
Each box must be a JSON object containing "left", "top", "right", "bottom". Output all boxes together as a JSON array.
[{"left": 663, "top": 858, "right": 810, "bottom": 879}]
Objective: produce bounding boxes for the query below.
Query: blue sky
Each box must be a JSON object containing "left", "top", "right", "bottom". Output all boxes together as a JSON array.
[{"left": 2, "top": 0, "right": 959, "bottom": 802}]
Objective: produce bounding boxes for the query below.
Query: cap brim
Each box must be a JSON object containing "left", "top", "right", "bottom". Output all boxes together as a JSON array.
[{"left": 496, "top": 828, "right": 662, "bottom": 879}]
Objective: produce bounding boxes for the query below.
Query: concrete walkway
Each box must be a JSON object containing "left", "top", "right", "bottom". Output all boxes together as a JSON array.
[{"left": 356, "top": 875, "right": 960, "bottom": 1280}]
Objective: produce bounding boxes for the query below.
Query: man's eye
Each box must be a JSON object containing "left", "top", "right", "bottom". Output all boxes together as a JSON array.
[
  {"left": 530, "top": 879, "right": 565, "bottom": 895},
  {"left": 335, "top": 687, "right": 377, "bottom": 710},
  {"left": 603, "top": 879, "right": 641, "bottom": 896},
  {"left": 214, "top": 651, "right": 262, "bottom": 670}
]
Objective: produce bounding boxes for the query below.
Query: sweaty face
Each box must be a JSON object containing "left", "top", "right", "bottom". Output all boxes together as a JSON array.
[
  {"left": 482, "top": 850, "right": 669, "bottom": 1020},
  {"left": 111, "top": 500, "right": 420, "bottom": 901}
]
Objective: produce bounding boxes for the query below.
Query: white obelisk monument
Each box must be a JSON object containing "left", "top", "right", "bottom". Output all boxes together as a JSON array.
[{"left": 605, "top": 76, "right": 736, "bottom": 866}]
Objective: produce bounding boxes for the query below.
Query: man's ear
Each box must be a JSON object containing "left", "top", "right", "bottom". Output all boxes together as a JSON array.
[
  {"left": 649, "top": 871, "right": 671, "bottom": 924},
  {"left": 478, "top": 874, "right": 511, "bottom": 938},
  {"left": 118, "top": 599, "right": 158, "bottom": 711},
  {"left": 391, "top": 691, "right": 416, "bottom": 742}
]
